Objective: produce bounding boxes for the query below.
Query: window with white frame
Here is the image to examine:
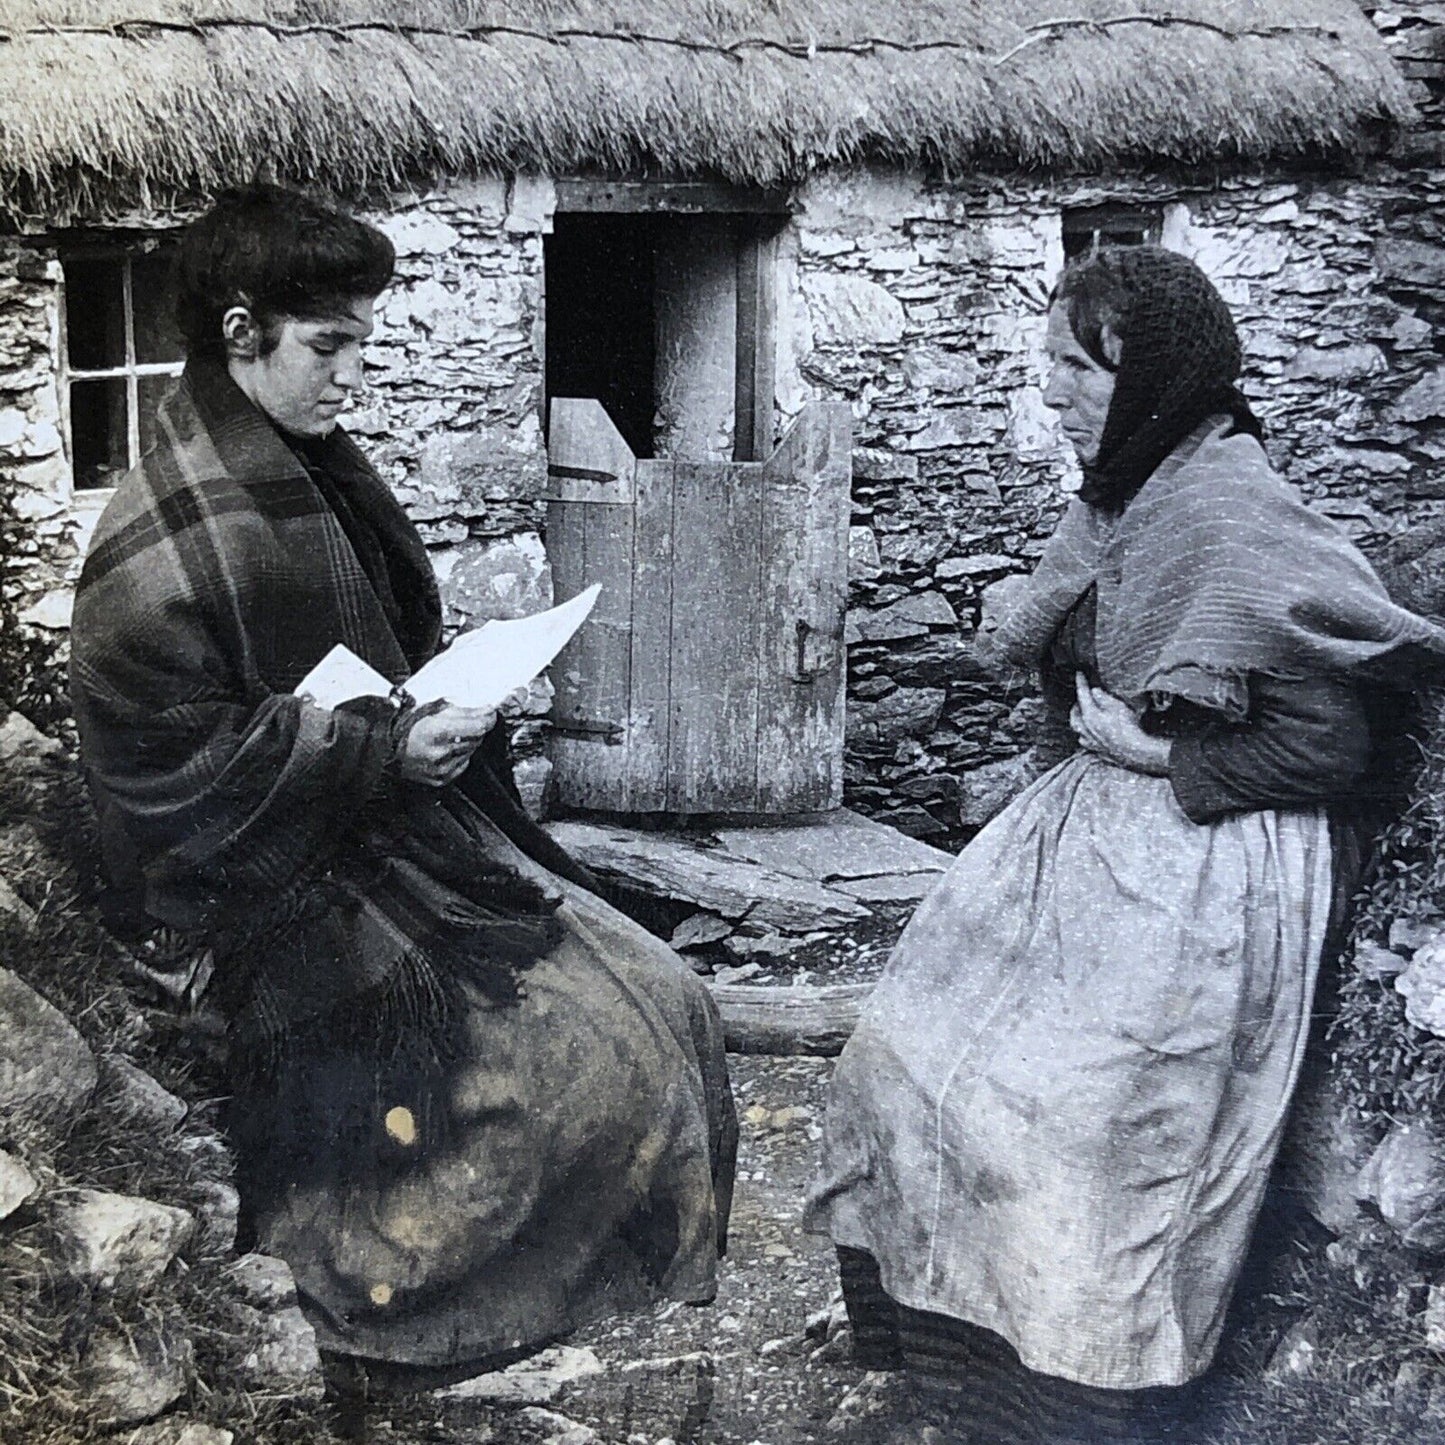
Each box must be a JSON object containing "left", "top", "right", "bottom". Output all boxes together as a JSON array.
[
  {"left": 60, "top": 241, "right": 184, "bottom": 490},
  {"left": 1061, "top": 203, "right": 1163, "bottom": 261}
]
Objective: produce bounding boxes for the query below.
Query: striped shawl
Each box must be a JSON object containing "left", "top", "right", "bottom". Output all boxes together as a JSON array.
[{"left": 977, "top": 418, "right": 1445, "bottom": 718}]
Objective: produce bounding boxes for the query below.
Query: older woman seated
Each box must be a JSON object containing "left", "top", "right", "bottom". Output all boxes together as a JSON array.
[
  {"left": 810, "top": 245, "right": 1443, "bottom": 1442},
  {"left": 69, "top": 185, "right": 736, "bottom": 1376}
]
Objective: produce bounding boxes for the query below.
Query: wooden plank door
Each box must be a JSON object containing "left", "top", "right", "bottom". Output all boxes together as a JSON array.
[
  {"left": 547, "top": 399, "right": 635, "bottom": 811},
  {"left": 758, "top": 402, "right": 850, "bottom": 811},
  {"left": 667, "top": 459, "right": 763, "bottom": 812},
  {"left": 545, "top": 397, "right": 851, "bottom": 816}
]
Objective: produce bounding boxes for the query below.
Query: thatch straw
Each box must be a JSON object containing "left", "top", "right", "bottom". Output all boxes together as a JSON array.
[{"left": 0, "top": 1, "right": 1418, "bottom": 223}]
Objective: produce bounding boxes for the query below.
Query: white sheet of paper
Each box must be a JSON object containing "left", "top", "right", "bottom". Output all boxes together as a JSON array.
[
  {"left": 294, "top": 583, "right": 602, "bottom": 711},
  {"left": 294, "top": 643, "right": 394, "bottom": 709},
  {"left": 406, "top": 583, "right": 601, "bottom": 709}
]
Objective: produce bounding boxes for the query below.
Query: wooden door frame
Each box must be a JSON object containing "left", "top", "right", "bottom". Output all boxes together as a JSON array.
[{"left": 550, "top": 179, "right": 791, "bottom": 464}]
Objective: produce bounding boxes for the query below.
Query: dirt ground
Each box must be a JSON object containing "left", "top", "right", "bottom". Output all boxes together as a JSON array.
[{"left": 355, "top": 1052, "right": 882, "bottom": 1445}]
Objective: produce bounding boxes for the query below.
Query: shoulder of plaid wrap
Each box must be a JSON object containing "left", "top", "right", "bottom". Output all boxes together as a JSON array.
[
  {"left": 974, "top": 418, "right": 1445, "bottom": 715},
  {"left": 69, "top": 371, "right": 426, "bottom": 929}
]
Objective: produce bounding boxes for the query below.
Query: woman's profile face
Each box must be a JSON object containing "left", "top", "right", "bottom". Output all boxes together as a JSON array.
[
  {"left": 227, "top": 295, "right": 377, "bottom": 438},
  {"left": 1042, "top": 302, "right": 1118, "bottom": 467}
]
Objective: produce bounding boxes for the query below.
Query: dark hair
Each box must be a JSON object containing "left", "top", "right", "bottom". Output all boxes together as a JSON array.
[
  {"left": 1048, "top": 250, "right": 1132, "bottom": 372},
  {"left": 174, "top": 184, "right": 395, "bottom": 358}
]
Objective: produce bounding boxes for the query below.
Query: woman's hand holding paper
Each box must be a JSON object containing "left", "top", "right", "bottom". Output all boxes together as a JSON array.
[
  {"left": 398, "top": 687, "right": 532, "bottom": 788},
  {"left": 399, "top": 703, "right": 499, "bottom": 787}
]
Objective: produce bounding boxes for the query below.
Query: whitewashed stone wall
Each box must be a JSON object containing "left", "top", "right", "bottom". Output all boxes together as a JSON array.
[
  {"left": 5, "top": 151, "right": 1445, "bottom": 838},
  {"left": 0, "top": 179, "right": 559, "bottom": 791},
  {"left": 0, "top": 244, "right": 78, "bottom": 632},
  {"left": 357, "top": 177, "right": 554, "bottom": 633},
  {"left": 0, "top": 179, "right": 555, "bottom": 636},
  {"left": 782, "top": 163, "right": 1445, "bottom": 844}
]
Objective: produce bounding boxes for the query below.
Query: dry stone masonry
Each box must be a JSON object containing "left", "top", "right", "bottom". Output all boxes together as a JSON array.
[{"left": 2, "top": 20, "right": 1444, "bottom": 844}]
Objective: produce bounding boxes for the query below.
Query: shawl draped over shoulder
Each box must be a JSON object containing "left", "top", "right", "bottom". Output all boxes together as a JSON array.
[
  {"left": 69, "top": 360, "right": 589, "bottom": 1040},
  {"left": 975, "top": 418, "right": 1445, "bottom": 719}
]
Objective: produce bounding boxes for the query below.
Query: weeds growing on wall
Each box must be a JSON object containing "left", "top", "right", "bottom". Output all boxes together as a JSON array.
[
  {"left": 1334, "top": 688, "right": 1445, "bottom": 1122},
  {"left": 0, "top": 487, "right": 70, "bottom": 738}
]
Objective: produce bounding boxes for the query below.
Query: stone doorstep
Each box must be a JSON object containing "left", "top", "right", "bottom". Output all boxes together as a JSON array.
[
  {"left": 713, "top": 808, "right": 951, "bottom": 883},
  {"left": 546, "top": 810, "right": 950, "bottom": 938}
]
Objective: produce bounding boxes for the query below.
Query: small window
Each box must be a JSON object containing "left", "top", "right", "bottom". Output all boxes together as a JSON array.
[
  {"left": 1061, "top": 204, "right": 1163, "bottom": 261},
  {"left": 60, "top": 242, "right": 184, "bottom": 490}
]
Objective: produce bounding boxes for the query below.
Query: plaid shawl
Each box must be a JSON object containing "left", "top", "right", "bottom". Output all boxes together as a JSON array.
[
  {"left": 71, "top": 360, "right": 574, "bottom": 1039},
  {"left": 978, "top": 418, "right": 1445, "bottom": 719}
]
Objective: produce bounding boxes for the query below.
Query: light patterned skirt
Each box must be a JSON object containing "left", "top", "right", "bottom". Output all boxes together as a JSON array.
[{"left": 809, "top": 751, "right": 1332, "bottom": 1390}]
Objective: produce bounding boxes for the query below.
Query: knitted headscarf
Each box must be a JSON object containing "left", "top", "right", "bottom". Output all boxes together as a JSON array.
[{"left": 1053, "top": 245, "right": 1264, "bottom": 512}]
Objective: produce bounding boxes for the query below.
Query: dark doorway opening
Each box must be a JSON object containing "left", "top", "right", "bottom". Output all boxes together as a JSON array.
[{"left": 544, "top": 214, "right": 658, "bottom": 458}]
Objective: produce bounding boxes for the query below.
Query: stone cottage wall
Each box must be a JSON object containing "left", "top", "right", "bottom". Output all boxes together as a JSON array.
[
  {"left": 6, "top": 113, "right": 1445, "bottom": 839},
  {"left": 0, "top": 243, "right": 74, "bottom": 633},
  {"left": 782, "top": 156, "right": 1445, "bottom": 846},
  {"left": 0, "top": 179, "right": 559, "bottom": 800}
]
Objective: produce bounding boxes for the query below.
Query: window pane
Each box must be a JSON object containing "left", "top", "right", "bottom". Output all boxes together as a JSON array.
[
  {"left": 64, "top": 255, "right": 127, "bottom": 370},
  {"left": 132, "top": 250, "right": 183, "bottom": 364},
  {"left": 70, "top": 377, "right": 130, "bottom": 489},
  {"left": 137, "top": 374, "right": 178, "bottom": 459}
]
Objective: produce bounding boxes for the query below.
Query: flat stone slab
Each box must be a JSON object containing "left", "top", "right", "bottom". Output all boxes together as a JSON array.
[
  {"left": 549, "top": 811, "right": 952, "bottom": 938},
  {"left": 546, "top": 822, "right": 871, "bottom": 931},
  {"left": 714, "top": 809, "right": 950, "bottom": 884},
  {"left": 435, "top": 1344, "right": 605, "bottom": 1405},
  {"left": 830, "top": 872, "right": 946, "bottom": 904}
]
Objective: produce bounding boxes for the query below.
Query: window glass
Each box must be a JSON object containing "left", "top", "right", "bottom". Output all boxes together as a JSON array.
[
  {"left": 69, "top": 378, "right": 130, "bottom": 489},
  {"left": 61, "top": 242, "right": 183, "bottom": 489},
  {"left": 132, "top": 251, "right": 183, "bottom": 364},
  {"left": 1061, "top": 205, "right": 1162, "bottom": 261},
  {"left": 64, "top": 255, "right": 127, "bottom": 370},
  {"left": 137, "top": 374, "right": 179, "bottom": 457}
]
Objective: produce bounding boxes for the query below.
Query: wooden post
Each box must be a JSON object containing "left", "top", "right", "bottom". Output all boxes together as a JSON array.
[
  {"left": 734, "top": 224, "right": 778, "bottom": 464},
  {"left": 706, "top": 981, "right": 872, "bottom": 1056}
]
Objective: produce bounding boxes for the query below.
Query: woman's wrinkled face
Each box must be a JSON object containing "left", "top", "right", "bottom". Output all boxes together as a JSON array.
[
  {"left": 1042, "top": 302, "right": 1118, "bottom": 467},
  {"left": 229, "top": 296, "right": 376, "bottom": 438}
]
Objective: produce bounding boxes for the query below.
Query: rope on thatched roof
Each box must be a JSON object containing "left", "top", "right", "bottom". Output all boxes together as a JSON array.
[
  {"left": 0, "top": 1, "right": 1416, "bottom": 223},
  {"left": 994, "top": 12, "right": 1343, "bottom": 65},
  {"left": 0, "top": 12, "right": 1350, "bottom": 63}
]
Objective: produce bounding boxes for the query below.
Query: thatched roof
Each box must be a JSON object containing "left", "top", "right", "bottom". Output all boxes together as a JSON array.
[{"left": 0, "top": 1, "right": 1417, "bottom": 223}]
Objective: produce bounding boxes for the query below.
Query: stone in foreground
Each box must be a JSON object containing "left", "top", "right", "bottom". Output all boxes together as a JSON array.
[
  {"left": 234, "top": 1301, "right": 326, "bottom": 1401},
  {"left": 0, "top": 1148, "right": 38, "bottom": 1220},
  {"left": 227, "top": 1252, "right": 299, "bottom": 1310},
  {"left": 435, "top": 1344, "right": 605, "bottom": 1404},
  {"left": 0, "top": 967, "right": 98, "bottom": 1124},
  {"left": 79, "top": 1325, "right": 192, "bottom": 1427},
  {"left": 127, "top": 1422, "right": 235, "bottom": 1445},
  {"left": 53, "top": 1188, "right": 195, "bottom": 1294},
  {"left": 104, "top": 1055, "right": 189, "bottom": 1128},
  {"left": 1355, "top": 1122, "right": 1445, "bottom": 1251},
  {"left": 517, "top": 1406, "right": 601, "bottom": 1444}
]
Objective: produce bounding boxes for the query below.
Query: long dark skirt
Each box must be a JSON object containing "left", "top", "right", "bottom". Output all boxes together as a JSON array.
[{"left": 837, "top": 1248, "right": 1199, "bottom": 1445}]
